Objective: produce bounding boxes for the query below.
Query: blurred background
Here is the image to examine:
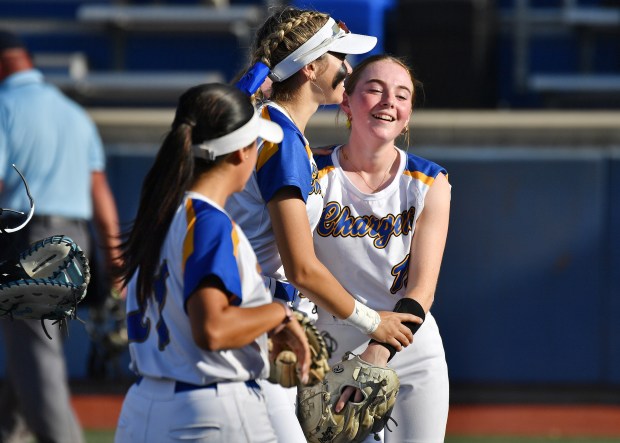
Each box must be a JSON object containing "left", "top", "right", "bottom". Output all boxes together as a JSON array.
[{"left": 0, "top": 0, "right": 619, "bottom": 439}]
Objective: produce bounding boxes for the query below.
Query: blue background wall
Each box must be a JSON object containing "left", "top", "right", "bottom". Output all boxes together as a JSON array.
[
  {"left": 4, "top": 145, "right": 619, "bottom": 391},
  {"left": 1, "top": 0, "right": 619, "bottom": 395},
  {"left": 424, "top": 147, "right": 618, "bottom": 385}
]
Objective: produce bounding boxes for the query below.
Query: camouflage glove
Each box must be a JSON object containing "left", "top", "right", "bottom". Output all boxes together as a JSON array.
[{"left": 297, "top": 352, "right": 400, "bottom": 442}]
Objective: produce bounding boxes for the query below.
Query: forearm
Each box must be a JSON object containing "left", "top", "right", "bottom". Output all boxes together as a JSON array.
[
  {"left": 193, "top": 302, "right": 288, "bottom": 351},
  {"left": 285, "top": 258, "right": 355, "bottom": 319},
  {"left": 268, "top": 191, "right": 356, "bottom": 319},
  {"left": 268, "top": 189, "right": 384, "bottom": 334},
  {"left": 404, "top": 286, "right": 436, "bottom": 313},
  {"left": 404, "top": 173, "right": 451, "bottom": 313}
]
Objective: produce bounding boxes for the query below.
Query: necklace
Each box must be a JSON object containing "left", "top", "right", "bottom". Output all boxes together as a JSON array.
[
  {"left": 277, "top": 102, "right": 301, "bottom": 131},
  {"left": 341, "top": 146, "right": 397, "bottom": 193}
]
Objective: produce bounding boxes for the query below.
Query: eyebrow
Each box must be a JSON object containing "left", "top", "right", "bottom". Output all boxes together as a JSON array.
[{"left": 365, "top": 78, "right": 412, "bottom": 94}]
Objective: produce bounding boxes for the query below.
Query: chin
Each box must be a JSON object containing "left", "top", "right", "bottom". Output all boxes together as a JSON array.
[{"left": 331, "top": 91, "right": 345, "bottom": 105}]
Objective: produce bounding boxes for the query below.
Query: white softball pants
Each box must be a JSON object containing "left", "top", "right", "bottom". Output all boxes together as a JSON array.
[{"left": 114, "top": 377, "right": 277, "bottom": 443}]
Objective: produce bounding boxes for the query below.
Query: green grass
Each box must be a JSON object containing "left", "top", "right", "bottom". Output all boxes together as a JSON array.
[
  {"left": 85, "top": 430, "right": 115, "bottom": 443},
  {"left": 83, "top": 431, "right": 620, "bottom": 443}
]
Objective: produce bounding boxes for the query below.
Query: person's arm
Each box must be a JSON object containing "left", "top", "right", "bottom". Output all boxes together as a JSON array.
[
  {"left": 267, "top": 186, "right": 420, "bottom": 348},
  {"left": 187, "top": 277, "right": 310, "bottom": 383},
  {"left": 403, "top": 172, "right": 451, "bottom": 309},
  {"left": 91, "top": 170, "right": 123, "bottom": 291},
  {"left": 359, "top": 172, "right": 451, "bottom": 365}
]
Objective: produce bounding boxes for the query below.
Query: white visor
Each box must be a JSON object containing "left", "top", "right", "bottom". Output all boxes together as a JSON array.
[
  {"left": 269, "top": 17, "right": 377, "bottom": 82},
  {"left": 192, "top": 111, "right": 283, "bottom": 160}
]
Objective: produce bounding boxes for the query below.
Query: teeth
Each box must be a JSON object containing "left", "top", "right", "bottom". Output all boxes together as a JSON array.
[{"left": 373, "top": 114, "right": 394, "bottom": 122}]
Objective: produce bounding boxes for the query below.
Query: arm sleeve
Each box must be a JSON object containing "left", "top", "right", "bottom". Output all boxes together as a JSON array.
[
  {"left": 255, "top": 131, "right": 313, "bottom": 203},
  {"left": 86, "top": 117, "right": 106, "bottom": 172},
  {"left": 182, "top": 204, "right": 242, "bottom": 305}
]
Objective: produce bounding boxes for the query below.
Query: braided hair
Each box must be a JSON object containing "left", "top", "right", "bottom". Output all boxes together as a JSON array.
[{"left": 250, "top": 7, "right": 329, "bottom": 102}]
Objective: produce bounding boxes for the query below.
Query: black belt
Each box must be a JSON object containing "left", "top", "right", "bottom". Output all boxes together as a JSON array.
[
  {"left": 136, "top": 376, "right": 260, "bottom": 393},
  {"left": 175, "top": 379, "right": 260, "bottom": 393}
]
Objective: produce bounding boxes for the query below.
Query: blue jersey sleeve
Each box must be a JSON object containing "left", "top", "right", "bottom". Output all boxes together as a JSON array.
[
  {"left": 255, "top": 107, "right": 313, "bottom": 203},
  {"left": 182, "top": 199, "right": 242, "bottom": 304},
  {"left": 314, "top": 151, "right": 336, "bottom": 171},
  {"left": 405, "top": 152, "right": 448, "bottom": 179}
]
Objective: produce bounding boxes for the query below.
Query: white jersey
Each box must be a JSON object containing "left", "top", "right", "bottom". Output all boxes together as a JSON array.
[
  {"left": 314, "top": 145, "right": 448, "bottom": 312},
  {"left": 226, "top": 102, "right": 324, "bottom": 303},
  {"left": 126, "top": 192, "right": 271, "bottom": 385},
  {"left": 313, "top": 146, "right": 451, "bottom": 442}
]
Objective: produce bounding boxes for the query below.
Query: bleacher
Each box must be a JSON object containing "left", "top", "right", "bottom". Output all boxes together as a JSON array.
[
  {"left": 498, "top": 0, "right": 620, "bottom": 108},
  {"left": 1, "top": 0, "right": 619, "bottom": 107},
  {"left": 0, "top": 0, "right": 269, "bottom": 106}
]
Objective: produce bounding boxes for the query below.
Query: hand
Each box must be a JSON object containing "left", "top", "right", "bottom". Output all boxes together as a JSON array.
[
  {"left": 369, "top": 311, "right": 423, "bottom": 350},
  {"left": 334, "top": 384, "right": 362, "bottom": 413},
  {"left": 270, "top": 316, "right": 311, "bottom": 385},
  {"left": 334, "top": 344, "right": 389, "bottom": 413}
]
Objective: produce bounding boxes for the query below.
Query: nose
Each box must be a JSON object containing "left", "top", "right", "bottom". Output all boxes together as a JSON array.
[
  {"left": 382, "top": 91, "right": 395, "bottom": 108},
  {"left": 344, "top": 60, "right": 352, "bottom": 74}
]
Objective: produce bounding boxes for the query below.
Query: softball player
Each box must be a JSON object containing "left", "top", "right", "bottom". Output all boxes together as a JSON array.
[
  {"left": 113, "top": 83, "right": 310, "bottom": 443},
  {"left": 313, "top": 55, "right": 451, "bottom": 442},
  {"left": 226, "top": 8, "right": 420, "bottom": 441}
]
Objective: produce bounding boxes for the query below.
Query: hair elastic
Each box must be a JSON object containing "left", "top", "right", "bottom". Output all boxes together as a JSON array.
[{"left": 235, "top": 62, "right": 271, "bottom": 96}]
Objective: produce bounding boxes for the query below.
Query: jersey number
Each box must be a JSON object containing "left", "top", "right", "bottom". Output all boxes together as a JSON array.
[
  {"left": 127, "top": 261, "right": 171, "bottom": 351},
  {"left": 390, "top": 254, "right": 409, "bottom": 294}
]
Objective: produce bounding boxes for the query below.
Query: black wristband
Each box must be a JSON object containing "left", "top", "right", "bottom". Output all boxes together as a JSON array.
[{"left": 369, "top": 298, "right": 426, "bottom": 362}]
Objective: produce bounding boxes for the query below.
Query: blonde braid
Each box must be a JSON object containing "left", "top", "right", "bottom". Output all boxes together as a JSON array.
[{"left": 254, "top": 10, "right": 329, "bottom": 68}]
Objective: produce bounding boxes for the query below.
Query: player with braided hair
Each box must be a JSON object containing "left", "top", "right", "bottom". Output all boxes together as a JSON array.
[{"left": 227, "top": 7, "right": 422, "bottom": 442}]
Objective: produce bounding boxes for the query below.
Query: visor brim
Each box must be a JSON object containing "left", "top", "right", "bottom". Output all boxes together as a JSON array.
[
  {"left": 258, "top": 118, "right": 283, "bottom": 144},
  {"left": 329, "top": 33, "right": 377, "bottom": 55}
]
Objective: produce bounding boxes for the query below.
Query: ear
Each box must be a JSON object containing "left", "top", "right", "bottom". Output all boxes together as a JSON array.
[
  {"left": 300, "top": 62, "right": 318, "bottom": 81},
  {"left": 240, "top": 142, "right": 257, "bottom": 161},
  {"left": 227, "top": 149, "right": 245, "bottom": 165},
  {"left": 340, "top": 93, "right": 351, "bottom": 116},
  {"left": 241, "top": 145, "right": 253, "bottom": 160}
]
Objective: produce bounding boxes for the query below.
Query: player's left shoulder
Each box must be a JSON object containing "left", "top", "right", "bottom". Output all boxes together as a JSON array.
[
  {"left": 403, "top": 150, "right": 447, "bottom": 181},
  {"left": 189, "top": 197, "right": 234, "bottom": 236}
]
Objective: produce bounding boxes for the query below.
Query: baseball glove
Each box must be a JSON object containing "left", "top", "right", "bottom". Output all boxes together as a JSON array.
[
  {"left": 268, "top": 310, "right": 331, "bottom": 388},
  {"left": 297, "top": 352, "right": 400, "bottom": 443},
  {"left": 0, "top": 235, "right": 90, "bottom": 323}
]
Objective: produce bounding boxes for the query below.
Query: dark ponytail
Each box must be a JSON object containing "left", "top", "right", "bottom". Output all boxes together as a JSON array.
[{"left": 118, "top": 83, "right": 255, "bottom": 307}]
